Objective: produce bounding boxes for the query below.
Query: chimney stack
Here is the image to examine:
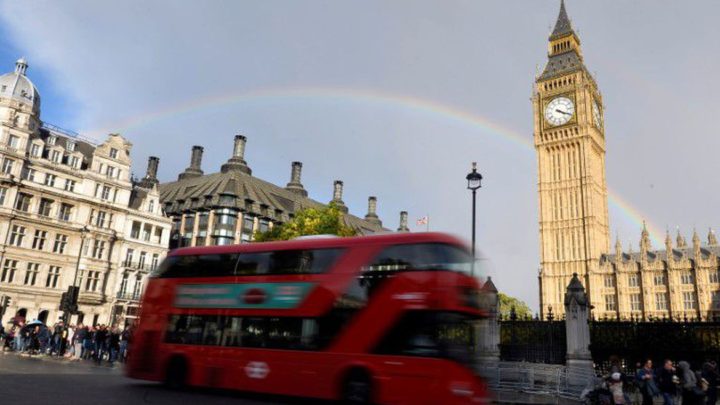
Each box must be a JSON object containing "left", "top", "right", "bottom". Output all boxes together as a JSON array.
[
  {"left": 331, "top": 180, "right": 348, "bottom": 213},
  {"left": 285, "top": 161, "right": 307, "bottom": 197},
  {"left": 178, "top": 146, "right": 204, "bottom": 180},
  {"left": 397, "top": 211, "right": 409, "bottom": 232},
  {"left": 221, "top": 134, "right": 252, "bottom": 174},
  {"left": 138, "top": 156, "right": 160, "bottom": 188},
  {"left": 364, "top": 196, "right": 382, "bottom": 226}
]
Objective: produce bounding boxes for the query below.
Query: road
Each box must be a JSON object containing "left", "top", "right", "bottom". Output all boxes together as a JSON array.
[{"left": 0, "top": 353, "right": 314, "bottom": 405}]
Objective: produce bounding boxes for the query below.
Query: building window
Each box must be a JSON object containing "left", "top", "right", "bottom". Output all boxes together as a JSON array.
[
  {"left": 654, "top": 273, "right": 666, "bottom": 286},
  {"left": 710, "top": 271, "right": 720, "bottom": 284},
  {"left": 44, "top": 173, "right": 56, "bottom": 187},
  {"left": 7, "top": 135, "right": 20, "bottom": 149},
  {"left": 119, "top": 273, "right": 129, "bottom": 296},
  {"left": 259, "top": 219, "right": 270, "bottom": 233},
  {"left": 603, "top": 275, "right": 615, "bottom": 288},
  {"left": 15, "top": 193, "right": 31, "bottom": 212},
  {"left": 131, "top": 221, "right": 141, "bottom": 239},
  {"left": 681, "top": 272, "right": 694, "bottom": 285},
  {"left": 24, "top": 262, "right": 39, "bottom": 286},
  {"left": 46, "top": 266, "right": 61, "bottom": 288},
  {"left": 100, "top": 185, "right": 111, "bottom": 201},
  {"left": 2, "top": 158, "right": 14, "bottom": 174},
  {"left": 133, "top": 274, "right": 143, "bottom": 298},
  {"left": 64, "top": 179, "right": 76, "bottom": 192},
  {"left": 47, "top": 135, "right": 56, "bottom": 145},
  {"left": 138, "top": 252, "right": 147, "bottom": 269},
  {"left": 630, "top": 293, "right": 642, "bottom": 311},
  {"left": 58, "top": 203, "right": 73, "bottom": 221},
  {"left": 683, "top": 292, "right": 697, "bottom": 310},
  {"left": 30, "top": 144, "right": 41, "bottom": 157},
  {"left": 655, "top": 293, "right": 668, "bottom": 311},
  {"left": 712, "top": 291, "right": 720, "bottom": 310},
  {"left": 605, "top": 294, "right": 616, "bottom": 312},
  {"left": 109, "top": 148, "right": 119, "bottom": 159},
  {"left": 31, "top": 230, "right": 47, "bottom": 250},
  {"left": 628, "top": 274, "right": 639, "bottom": 287},
  {"left": 95, "top": 211, "right": 107, "bottom": 228},
  {"left": 92, "top": 240, "right": 106, "bottom": 259},
  {"left": 50, "top": 150, "right": 62, "bottom": 163},
  {"left": 9, "top": 225, "right": 26, "bottom": 246},
  {"left": 38, "top": 198, "right": 53, "bottom": 217},
  {"left": 22, "top": 168, "right": 36, "bottom": 182},
  {"left": 53, "top": 234, "right": 68, "bottom": 254},
  {"left": 151, "top": 253, "right": 159, "bottom": 270},
  {"left": 69, "top": 156, "right": 80, "bottom": 169},
  {"left": 66, "top": 141, "right": 75, "bottom": 152},
  {"left": 142, "top": 224, "right": 152, "bottom": 242},
  {"left": 85, "top": 271, "right": 100, "bottom": 292},
  {"left": 106, "top": 165, "right": 116, "bottom": 178},
  {"left": 148, "top": 199, "right": 154, "bottom": 213},
  {"left": 0, "top": 187, "right": 6, "bottom": 205},
  {"left": 124, "top": 249, "right": 134, "bottom": 267},
  {"left": 1, "top": 259, "right": 18, "bottom": 283}
]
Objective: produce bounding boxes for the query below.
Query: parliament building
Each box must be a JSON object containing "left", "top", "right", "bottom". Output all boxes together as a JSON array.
[{"left": 535, "top": 2, "right": 720, "bottom": 320}]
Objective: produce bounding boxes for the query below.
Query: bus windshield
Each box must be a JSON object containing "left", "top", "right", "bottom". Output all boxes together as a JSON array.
[{"left": 364, "top": 243, "right": 474, "bottom": 276}]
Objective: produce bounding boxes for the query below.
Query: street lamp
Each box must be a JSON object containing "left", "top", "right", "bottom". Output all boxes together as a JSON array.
[{"left": 466, "top": 162, "right": 482, "bottom": 276}]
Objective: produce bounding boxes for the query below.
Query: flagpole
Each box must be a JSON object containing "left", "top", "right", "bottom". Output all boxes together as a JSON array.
[{"left": 426, "top": 215, "right": 430, "bottom": 232}]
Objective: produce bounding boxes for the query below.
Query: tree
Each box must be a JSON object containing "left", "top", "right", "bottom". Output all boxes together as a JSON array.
[
  {"left": 254, "top": 202, "right": 357, "bottom": 242},
  {"left": 497, "top": 292, "right": 533, "bottom": 319}
]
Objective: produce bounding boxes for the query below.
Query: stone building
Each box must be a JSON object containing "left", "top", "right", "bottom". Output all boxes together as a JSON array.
[
  {"left": 160, "top": 135, "right": 407, "bottom": 247},
  {"left": 535, "top": 2, "right": 720, "bottom": 320},
  {"left": 0, "top": 58, "right": 171, "bottom": 327}
]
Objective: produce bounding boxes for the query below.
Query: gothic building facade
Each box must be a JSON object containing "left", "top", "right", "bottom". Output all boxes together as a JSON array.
[
  {"left": 535, "top": 2, "right": 720, "bottom": 320},
  {"left": 0, "top": 58, "right": 171, "bottom": 327},
  {"left": 160, "top": 135, "right": 410, "bottom": 248}
]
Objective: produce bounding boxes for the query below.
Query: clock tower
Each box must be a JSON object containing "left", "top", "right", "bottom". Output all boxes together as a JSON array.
[{"left": 534, "top": 1, "right": 610, "bottom": 318}]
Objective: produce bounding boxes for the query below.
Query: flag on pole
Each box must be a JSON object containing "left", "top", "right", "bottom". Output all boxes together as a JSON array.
[{"left": 416, "top": 216, "right": 428, "bottom": 226}]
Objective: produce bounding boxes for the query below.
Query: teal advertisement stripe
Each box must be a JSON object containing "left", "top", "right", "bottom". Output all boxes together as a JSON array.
[{"left": 174, "top": 282, "right": 316, "bottom": 309}]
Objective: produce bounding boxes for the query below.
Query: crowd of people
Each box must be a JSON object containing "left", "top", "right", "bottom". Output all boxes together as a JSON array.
[
  {"left": 0, "top": 318, "right": 133, "bottom": 366},
  {"left": 601, "top": 357, "right": 719, "bottom": 405}
]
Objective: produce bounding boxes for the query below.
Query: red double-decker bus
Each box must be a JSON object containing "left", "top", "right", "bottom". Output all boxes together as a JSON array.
[{"left": 126, "top": 232, "right": 489, "bottom": 404}]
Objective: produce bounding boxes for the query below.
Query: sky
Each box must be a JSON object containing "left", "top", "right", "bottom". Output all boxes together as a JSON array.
[{"left": 1, "top": 0, "right": 719, "bottom": 311}]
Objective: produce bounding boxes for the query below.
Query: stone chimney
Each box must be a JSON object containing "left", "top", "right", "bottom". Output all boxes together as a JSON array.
[
  {"left": 221, "top": 135, "right": 252, "bottom": 174},
  {"left": 138, "top": 156, "right": 160, "bottom": 188},
  {"left": 178, "top": 146, "right": 204, "bottom": 180},
  {"left": 331, "top": 180, "right": 348, "bottom": 213},
  {"left": 397, "top": 211, "right": 409, "bottom": 232},
  {"left": 364, "top": 196, "right": 382, "bottom": 226},
  {"left": 285, "top": 161, "right": 307, "bottom": 197}
]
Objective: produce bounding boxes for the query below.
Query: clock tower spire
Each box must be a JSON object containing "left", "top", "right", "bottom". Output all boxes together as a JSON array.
[{"left": 534, "top": 1, "right": 610, "bottom": 319}]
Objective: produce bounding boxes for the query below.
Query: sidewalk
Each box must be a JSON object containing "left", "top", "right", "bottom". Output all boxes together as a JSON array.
[{"left": 2, "top": 350, "right": 124, "bottom": 373}]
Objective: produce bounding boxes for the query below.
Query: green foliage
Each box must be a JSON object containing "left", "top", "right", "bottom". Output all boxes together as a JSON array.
[
  {"left": 253, "top": 202, "right": 357, "bottom": 242},
  {"left": 498, "top": 292, "right": 533, "bottom": 318}
]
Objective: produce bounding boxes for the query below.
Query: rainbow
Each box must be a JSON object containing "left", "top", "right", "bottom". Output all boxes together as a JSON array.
[{"left": 87, "top": 86, "right": 664, "bottom": 246}]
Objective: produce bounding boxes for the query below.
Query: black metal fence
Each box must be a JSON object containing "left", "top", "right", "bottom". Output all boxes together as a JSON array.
[
  {"left": 590, "top": 318, "right": 720, "bottom": 374},
  {"left": 499, "top": 314, "right": 567, "bottom": 364}
]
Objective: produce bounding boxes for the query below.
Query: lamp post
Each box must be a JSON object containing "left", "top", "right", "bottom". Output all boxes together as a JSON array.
[{"left": 466, "top": 162, "right": 482, "bottom": 276}]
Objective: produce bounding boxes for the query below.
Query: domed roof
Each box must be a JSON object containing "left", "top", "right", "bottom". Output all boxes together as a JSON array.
[{"left": 0, "top": 58, "right": 40, "bottom": 111}]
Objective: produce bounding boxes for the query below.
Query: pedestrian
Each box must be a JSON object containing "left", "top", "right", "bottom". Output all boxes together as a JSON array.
[
  {"left": 73, "top": 323, "right": 85, "bottom": 361},
  {"left": 657, "top": 359, "right": 678, "bottom": 405},
  {"left": 702, "top": 361, "right": 718, "bottom": 405},
  {"left": 94, "top": 324, "right": 108, "bottom": 365},
  {"left": 82, "top": 325, "right": 93, "bottom": 360},
  {"left": 119, "top": 325, "right": 132, "bottom": 363},
  {"left": 679, "top": 361, "right": 704, "bottom": 405},
  {"left": 636, "top": 358, "right": 659, "bottom": 405},
  {"left": 108, "top": 326, "right": 120, "bottom": 366}
]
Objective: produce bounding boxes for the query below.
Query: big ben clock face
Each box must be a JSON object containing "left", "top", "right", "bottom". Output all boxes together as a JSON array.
[
  {"left": 592, "top": 100, "right": 602, "bottom": 128},
  {"left": 544, "top": 97, "right": 575, "bottom": 126}
]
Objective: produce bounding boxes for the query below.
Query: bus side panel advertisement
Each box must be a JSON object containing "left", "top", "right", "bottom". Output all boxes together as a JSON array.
[{"left": 174, "top": 282, "right": 315, "bottom": 309}]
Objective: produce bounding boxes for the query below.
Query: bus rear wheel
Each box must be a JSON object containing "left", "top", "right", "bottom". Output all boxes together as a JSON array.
[
  {"left": 164, "top": 356, "right": 188, "bottom": 390},
  {"left": 341, "top": 369, "right": 373, "bottom": 404}
]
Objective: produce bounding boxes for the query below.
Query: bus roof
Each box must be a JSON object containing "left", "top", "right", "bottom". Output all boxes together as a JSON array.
[{"left": 169, "top": 232, "right": 469, "bottom": 257}]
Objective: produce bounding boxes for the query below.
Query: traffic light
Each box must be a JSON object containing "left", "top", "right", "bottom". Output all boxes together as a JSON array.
[
  {"left": 59, "top": 286, "right": 80, "bottom": 313},
  {"left": 59, "top": 292, "right": 68, "bottom": 311}
]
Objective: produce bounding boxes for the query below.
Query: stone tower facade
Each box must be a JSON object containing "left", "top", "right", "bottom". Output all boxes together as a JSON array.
[{"left": 534, "top": 1, "right": 610, "bottom": 318}]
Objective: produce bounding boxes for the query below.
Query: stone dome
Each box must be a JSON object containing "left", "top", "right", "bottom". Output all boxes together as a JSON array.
[{"left": 0, "top": 58, "right": 41, "bottom": 111}]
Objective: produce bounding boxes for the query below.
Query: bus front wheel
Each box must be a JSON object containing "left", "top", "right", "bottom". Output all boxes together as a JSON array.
[
  {"left": 164, "top": 356, "right": 188, "bottom": 390},
  {"left": 341, "top": 369, "right": 373, "bottom": 404}
]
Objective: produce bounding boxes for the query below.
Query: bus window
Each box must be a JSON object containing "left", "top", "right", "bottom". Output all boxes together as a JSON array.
[
  {"left": 154, "top": 254, "right": 239, "bottom": 278},
  {"left": 266, "top": 249, "right": 344, "bottom": 275},
  {"left": 235, "top": 252, "right": 271, "bottom": 275},
  {"left": 364, "top": 243, "right": 473, "bottom": 275},
  {"left": 373, "top": 311, "right": 476, "bottom": 367}
]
